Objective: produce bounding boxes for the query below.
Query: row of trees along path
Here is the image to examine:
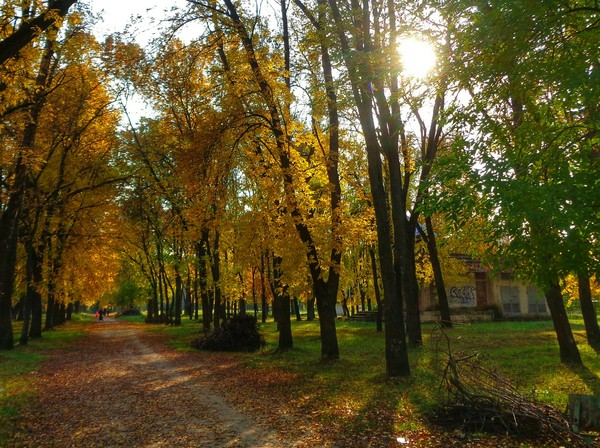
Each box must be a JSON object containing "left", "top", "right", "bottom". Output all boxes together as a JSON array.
[
  {"left": 1, "top": 0, "right": 599, "bottom": 385},
  {"left": 8, "top": 318, "right": 315, "bottom": 448}
]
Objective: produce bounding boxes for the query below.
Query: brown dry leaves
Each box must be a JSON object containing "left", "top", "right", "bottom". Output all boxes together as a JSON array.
[{"left": 6, "top": 320, "right": 572, "bottom": 448}]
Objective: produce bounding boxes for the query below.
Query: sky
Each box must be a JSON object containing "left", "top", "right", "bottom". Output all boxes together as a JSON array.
[
  {"left": 85, "top": 0, "right": 196, "bottom": 44},
  {"left": 83, "top": 1, "right": 198, "bottom": 122}
]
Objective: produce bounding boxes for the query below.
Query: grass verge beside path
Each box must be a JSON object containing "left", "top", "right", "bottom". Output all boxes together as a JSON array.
[
  {"left": 0, "top": 314, "right": 91, "bottom": 445},
  {"left": 154, "top": 316, "right": 600, "bottom": 447}
]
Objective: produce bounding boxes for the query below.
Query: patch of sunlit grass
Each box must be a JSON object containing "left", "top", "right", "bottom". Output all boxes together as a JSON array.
[{"left": 140, "top": 315, "right": 600, "bottom": 445}]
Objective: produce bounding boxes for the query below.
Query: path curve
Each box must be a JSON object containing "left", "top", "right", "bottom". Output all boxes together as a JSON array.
[{"left": 10, "top": 318, "right": 295, "bottom": 448}]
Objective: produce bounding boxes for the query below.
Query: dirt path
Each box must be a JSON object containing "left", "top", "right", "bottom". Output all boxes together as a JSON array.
[{"left": 9, "top": 319, "right": 303, "bottom": 448}]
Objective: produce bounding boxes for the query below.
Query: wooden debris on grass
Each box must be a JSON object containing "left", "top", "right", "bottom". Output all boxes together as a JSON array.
[
  {"left": 191, "top": 315, "right": 266, "bottom": 352},
  {"left": 430, "top": 327, "right": 587, "bottom": 447}
]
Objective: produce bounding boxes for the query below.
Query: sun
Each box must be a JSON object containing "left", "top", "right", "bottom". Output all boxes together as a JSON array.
[{"left": 398, "top": 37, "right": 436, "bottom": 78}]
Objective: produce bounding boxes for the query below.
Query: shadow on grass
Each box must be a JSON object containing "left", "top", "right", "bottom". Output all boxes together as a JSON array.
[
  {"left": 567, "top": 363, "right": 600, "bottom": 396},
  {"left": 328, "top": 376, "right": 408, "bottom": 447}
]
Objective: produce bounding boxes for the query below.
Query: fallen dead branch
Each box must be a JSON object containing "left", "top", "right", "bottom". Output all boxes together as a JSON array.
[{"left": 430, "top": 326, "right": 587, "bottom": 447}]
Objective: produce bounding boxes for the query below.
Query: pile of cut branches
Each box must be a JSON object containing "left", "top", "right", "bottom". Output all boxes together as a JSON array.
[
  {"left": 191, "top": 315, "right": 265, "bottom": 352},
  {"left": 430, "top": 327, "right": 586, "bottom": 447}
]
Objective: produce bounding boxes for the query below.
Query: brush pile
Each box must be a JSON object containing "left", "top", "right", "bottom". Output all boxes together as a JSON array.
[
  {"left": 431, "top": 327, "right": 586, "bottom": 447},
  {"left": 191, "top": 315, "right": 265, "bottom": 352}
]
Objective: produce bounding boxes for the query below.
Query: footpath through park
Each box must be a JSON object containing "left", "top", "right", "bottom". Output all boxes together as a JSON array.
[{"left": 8, "top": 318, "right": 306, "bottom": 448}]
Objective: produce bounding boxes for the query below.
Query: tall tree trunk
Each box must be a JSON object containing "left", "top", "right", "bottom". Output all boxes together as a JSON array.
[
  {"left": 252, "top": 267, "right": 258, "bottom": 319},
  {"left": 0, "top": 182, "right": 19, "bottom": 348},
  {"left": 342, "top": 291, "right": 350, "bottom": 318},
  {"left": 0, "top": 31, "right": 59, "bottom": 349},
  {"left": 293, "top": 297, "right": 302, "bottom": 321},
  {"left": 545, "top": 279, "right": 582, "bottom": 365},
  {"left": 19, "top": 294, "right": 31, "bottom": 346},
  {"left": 578, "top": 272, "right": 600, "bottom": 350},
  {"left": 30, "top": 290, "right": 43, "bottom": 338},
  {"left": 273, "top": 255, "right": 293, "bottom": 350},
  {"left": 222, "top": 0, "right": 342, "bottom": 359},
  {"left": 401, "top": 227, "right": 422, "bottom": 347},
  {"left": 260, "top": 252, "right": 268, "bottom": 323},
  {"left": 45, "top": 274, "right": 57, "bottom": 331},
  {"left": 27, "top": 239, "right": 44, "bottom": 338},
  {"left": 327, "top": 0, "right": 409, "bottom": 375},
  {"left": 58, "top": 302, "right": 66, "bottom": 325},
  {"left": 193, "top": 264, "right": 199, "bottom": 320},
  {"left": 209, "top": 230, "right": 222, "bottom": 329},
  {"left": 306, "top": 295, "right": 315, "bottom": 321},
  {"left": 174, "top": 273, "right": 182, "bottom": 326},
  {"left": 369, "top": 246, "right": 384, "bottom": 333},
  {"left": 424, "top": 216, "right": 452, "bottom": 327},
  {"left": 163, "top": 271, "right": 170, "bottom": 324},
  {"left": 239, "top": 272, "right": 247, "bottom": 317},
  {"left": 197, "top": 233, "right": 212, "bottom": 330},
  {"left": 157, "top": 270, "right": 164, "bottom": 322}
]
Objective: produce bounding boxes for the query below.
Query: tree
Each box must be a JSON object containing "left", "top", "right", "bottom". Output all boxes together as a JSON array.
[
  {"left": 437, "top": 0, "right": 600, "bottom": 364},
  {"left": 187, "top": 0, "right": 345, "bottom": 359},
  {"left": 0, "top": 0, "right": 78, "bottom": 67}
]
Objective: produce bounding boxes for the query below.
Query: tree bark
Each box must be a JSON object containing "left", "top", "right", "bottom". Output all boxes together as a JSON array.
[
  {"left": 327, "top": 0, "right": 409, "bottom": 375},
  {"left": 424, "top": 216, "right": 452, "bottom": 327},
  {"left": 577, "top": 272, "right": 600, "bottom": 350},
  {"left": 24, "top": 240, "right": 44, "bottom": 342},
  {"left": 293, "top": 297, "right": 302, "bottom": 321},
  {"left": 273, "top": 255, "right": 293, "bottom": 350},
  {"left": 197, "top": 232, "right": 212, "bottom": 330},
  {"left": 0, "top": 29, "right": 58, "bottom": 349},
  {"left": 369, "top": 246, "right": 384, "bottom": 333},
  {"left": 260, "top": 252, "right": 268, "bottom": 323},
  {"left": 0, "top": 0, "right": 76, "bottom": 66},
  {"left": 544, "top": 279, "right": 582, "bottom": 365},
  {"left": 209, "top": 229, "right": 222, "bottom": 328},
  {"left": 174, "top": 274, "right": 182, "bottom": 326},
  {"left": 306, "top": 296, "right": 315, "bottom": 321}
]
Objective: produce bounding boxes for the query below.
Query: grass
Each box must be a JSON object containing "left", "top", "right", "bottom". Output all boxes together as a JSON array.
[
  {"left": 152, "top": 316, "right": 600, "bottom": 445},
  {"left": 0, "top": 315, "right": 89, "bottom": 445}
]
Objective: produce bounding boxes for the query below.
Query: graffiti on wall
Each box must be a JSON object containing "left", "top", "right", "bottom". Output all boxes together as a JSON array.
[{"left": 448, "top": 286, "right": 476, "bottom": 306}]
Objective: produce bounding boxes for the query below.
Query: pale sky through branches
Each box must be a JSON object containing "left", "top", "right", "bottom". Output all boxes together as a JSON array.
[
  {"left": 86, "top": 0, "right": 194, "bottom": 44},
  {"left": 84, "top": 1, "right": 197, "bottom": 123}
]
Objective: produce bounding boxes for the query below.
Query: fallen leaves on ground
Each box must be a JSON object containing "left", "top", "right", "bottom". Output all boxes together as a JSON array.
[{"left": 5, "top": 320, "right": 579, "bottom": 448}]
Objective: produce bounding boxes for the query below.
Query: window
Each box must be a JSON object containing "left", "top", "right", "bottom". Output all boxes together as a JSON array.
[
  {"left": 501, "top": 286, "right": 520, "bottom": 314},
  {"left": 527, "top": 287, "right": 547, "bottom": 314}
]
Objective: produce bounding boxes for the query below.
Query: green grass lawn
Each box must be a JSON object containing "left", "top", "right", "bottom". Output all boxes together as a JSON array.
[
  {"left": 158, "top": 316, "right": 600, "bottom": 445},
  {"left": 162, "top": 317, "right": 599, "bottom": 407}
]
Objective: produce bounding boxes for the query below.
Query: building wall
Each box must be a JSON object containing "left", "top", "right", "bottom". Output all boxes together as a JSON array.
[{"left": 419, "top": 271, "right": 549, "bottom": 317}]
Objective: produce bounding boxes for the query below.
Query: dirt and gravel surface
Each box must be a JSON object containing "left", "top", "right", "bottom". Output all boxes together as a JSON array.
[{"left": 8, "top": 318, "right": 317, "bottom": 448}]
